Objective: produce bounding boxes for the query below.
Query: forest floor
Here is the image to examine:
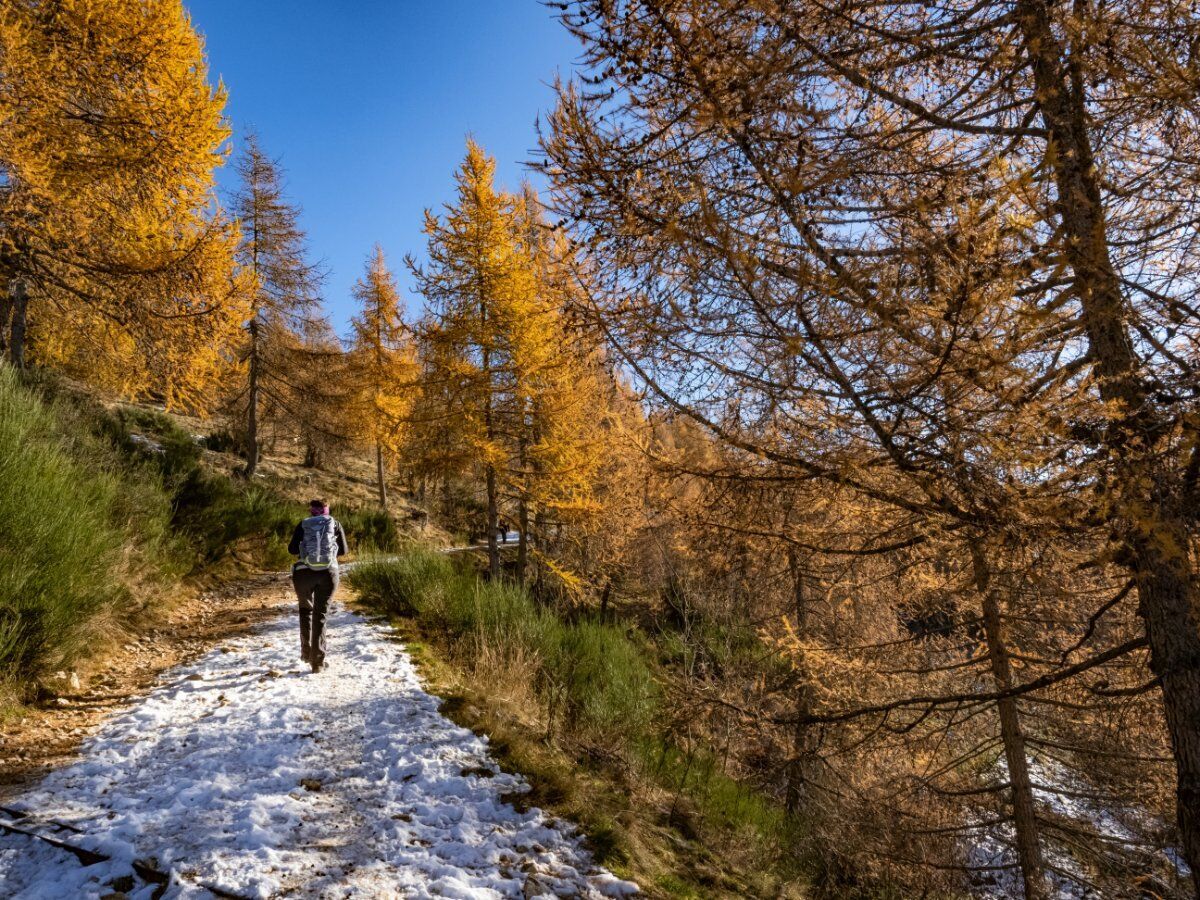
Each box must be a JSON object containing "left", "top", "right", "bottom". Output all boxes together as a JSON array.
[{"left": 0, "top": 580, "right": 639, "bottom": 899}]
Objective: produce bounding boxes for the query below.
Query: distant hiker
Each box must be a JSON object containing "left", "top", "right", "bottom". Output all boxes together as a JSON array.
[
  {"left": 497, "top": 519, "right": 508, "bottom": 543},
  {"left": 288, "top": 498, "right": 348, "bottom": 673}
]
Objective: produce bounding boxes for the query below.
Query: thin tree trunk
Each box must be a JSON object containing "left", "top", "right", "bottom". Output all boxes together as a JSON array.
[
  {"left": 485, "top": 463, "right": 499, "bottom": 579},
  {"left": 531, "top": 506, "right": 550, "bottom": 598},
  {"left": 598, "top": 576, "right": 613, "bottom": 620},
  {"left": 516, "top": 497, "right": 529, "bottom": 584},
  {"left": 534, "top": 509, "right": 549, "bottom": 553},
  {"left": 784, "top": 548, "right": 816, "bottom": 815},
  {"left": 8, "top": 278, "right": 28, "bottom": 370},
  {"left": 375, "top": 307, "right": 388, "bottom": 510},
  {"left": 480, "top": 287, "right": 500, "bottom": 579},
  {"left": 1016, "top": 5, "right": 1200, "bottom": 887},
  {"left": 376, "top": 441, "right": 389, "bottom": 509},
  {"left": 516, "top": 425, "right": 529, "bottom": 584},
  {"left": 1131, "top": 534, "right": 1200, "bottom": 895},
  {"left": 245, "top": 320, "right": 260, "bottom": 478},
  {"left": 0, "top": 289, "right": 12, "bottom": 360},
  {"left": 973, "top": 544, "right": 1047, "bottom": 900}
]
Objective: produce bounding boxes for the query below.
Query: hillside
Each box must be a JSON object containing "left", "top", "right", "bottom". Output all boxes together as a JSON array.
[
  {"left": 0, "top": 374, "right": 807, "bottom": 898},
  {"left": 5, "top": 1, "right": 1200, "bottom": 895}
]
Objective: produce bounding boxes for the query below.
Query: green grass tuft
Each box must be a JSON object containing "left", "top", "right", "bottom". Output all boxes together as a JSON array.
[
  {"left": 546, "top": 619, "right": 659, "bottom": 734},
  {"left": 350, "top": 548, "right": 456, "bottom": 616}
]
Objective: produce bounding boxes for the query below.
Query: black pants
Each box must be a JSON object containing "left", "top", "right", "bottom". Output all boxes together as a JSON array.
[{"left": 292, "top": 567, "right": 338, "bottom": 666}]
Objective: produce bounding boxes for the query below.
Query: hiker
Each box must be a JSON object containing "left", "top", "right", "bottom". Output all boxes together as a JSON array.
[{"left": 288, "top": 498, "right": 348, "bottom": 673}]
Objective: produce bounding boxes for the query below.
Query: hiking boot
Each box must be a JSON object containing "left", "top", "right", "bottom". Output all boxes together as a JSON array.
[
  {"left": 311, "top": 660, "right": 326, "bottom": 673},
  {"left": 300, "top": 648, "right": 311, "bottom": 664}
]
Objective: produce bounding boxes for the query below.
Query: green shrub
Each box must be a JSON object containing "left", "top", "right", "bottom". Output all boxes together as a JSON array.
[
  {"left": 638, "top": 737, "right": 796, "bottom": 846},
  {"left": 105, "top": 406, "right": 203, "bottom": 482},
  {"left": 440, "top": 579, "right": 556, "bottom": 661},
  {"left": 350, "top": 549, "right": 455, "bottom": 616},
  {"left": 547, "top": 620, "right": 659, "bottom": 734},
  {"left": 198, "top": 427, "right": 242, "bottom": 454},
  {"left": 353, "top": 552, "right": 553, "bottom": 656},
  {"left": 338, "top": 506, "right": 399, "bottom": 554},
  {"left": 351, "top": 550, "right": 658, "bottom": 734},
  {"left": 171, "top": 468, "right": 292, "bottom": 562},
  {"left": 0, "top": 370, "right": 174, "bottom": 680}
]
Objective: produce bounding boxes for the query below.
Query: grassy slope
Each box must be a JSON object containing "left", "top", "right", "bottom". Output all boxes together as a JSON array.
[
  {"left": 0, "top": 370, "right": 403, "bottom": 705},
  {"left": 349, "top": 549, "right": 807, "bottom": 899}
]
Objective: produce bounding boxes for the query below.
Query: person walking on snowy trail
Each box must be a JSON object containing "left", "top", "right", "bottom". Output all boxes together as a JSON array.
[{"left": 288, "top": 498, "right": 347, "bottom": 673}]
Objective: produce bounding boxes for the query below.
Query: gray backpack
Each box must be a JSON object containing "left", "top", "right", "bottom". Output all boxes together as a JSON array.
[{"left": 300, "top": 515, "right": 339, "bottom": 570}]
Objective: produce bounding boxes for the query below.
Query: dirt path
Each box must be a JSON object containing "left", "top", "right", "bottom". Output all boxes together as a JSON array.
[{"left": 0, "top": 590, "right": 639, "bottom": 899}]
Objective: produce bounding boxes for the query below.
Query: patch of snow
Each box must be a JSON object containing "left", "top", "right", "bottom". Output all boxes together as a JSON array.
[
  {"left": 968, "top": 757, "right": 1189, "bottom": 898},
  {"left": 128, "top": 432, "right": 165, "bottom": 455},
  {"left": 0, "top": 608, "right": 639, "bottom": 899}
]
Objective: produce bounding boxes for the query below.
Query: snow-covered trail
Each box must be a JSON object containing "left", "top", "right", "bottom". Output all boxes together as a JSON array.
[{"left": 0, "top": 606, "right": 639, "bottom": 899}]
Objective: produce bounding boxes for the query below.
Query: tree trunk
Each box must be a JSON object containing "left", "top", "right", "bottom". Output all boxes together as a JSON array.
[
  {"left": 517, "top": 497, "right": 530, "bottom": 585},
  {"left": 8, "top": 278, "right": 28, "bottom": 370},
  {"left": 0, "top": 289, "right": 12, "bottom": 360},
  {"left": 485, "top": 463, "right": 500, "bottom": 579},
  {"left": 973, "top": 544, "right": 1047, "bottom": 900},
  {"left": 376, "top": 441, "right": 389, "bottom": 509},
  {"left": 479, "top": 289, "right": 500, "bottom": 579},
  {"left": 534, "top": 508, "right": 549, "bottom": 554},
  {"left": 374, "top": 311, "right": 388, "bottom": 511},
  {"left": 784, "top": 548, "right": 816, "bottom": 815},
  {"left": 245, "top": 320, "right": 261, "bottom": 478},
  {"left": 1016, "top": 5, "right": 1200, "bottom": 887},
  {"left": 598, "top": 576, "right": 613, "bottom": 620},
  {"left": 516, "top": 426, "right": 530, "bottom": 584},
  {"left": 1132, "top": 531, "right": 1200, "bottom": 897}
]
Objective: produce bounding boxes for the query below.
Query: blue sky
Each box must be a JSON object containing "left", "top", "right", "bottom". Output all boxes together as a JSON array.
[{"left": 187, "top": 1, "right": 582, "bottom": 333}]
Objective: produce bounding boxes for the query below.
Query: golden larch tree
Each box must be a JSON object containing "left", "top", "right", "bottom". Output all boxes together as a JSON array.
[
  {"left": 0, "top": 0, "right": 243, "bottom": 405},
  {"left": 228, "top": 132, "right": 324, "bottom": 477},
  {"left": 409, "top": 141, "right": 526, "bottom": 577},
  {"left": 349, "top": 245, "right": 417, "bottom": 509}
]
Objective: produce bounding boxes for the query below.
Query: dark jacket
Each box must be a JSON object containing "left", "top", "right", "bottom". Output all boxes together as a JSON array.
[{"left": 288, "top": 518, "right": 348, "bottom": 569}]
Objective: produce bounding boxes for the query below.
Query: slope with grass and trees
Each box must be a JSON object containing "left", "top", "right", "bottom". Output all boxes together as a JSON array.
[{"left": 2, "top": 0, "right": 1200, "bottom": 897}]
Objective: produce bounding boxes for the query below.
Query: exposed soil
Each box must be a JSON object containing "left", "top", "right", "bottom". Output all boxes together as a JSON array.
[{"left": 0, "top": 573, "right": 295, "bottom": 797}]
